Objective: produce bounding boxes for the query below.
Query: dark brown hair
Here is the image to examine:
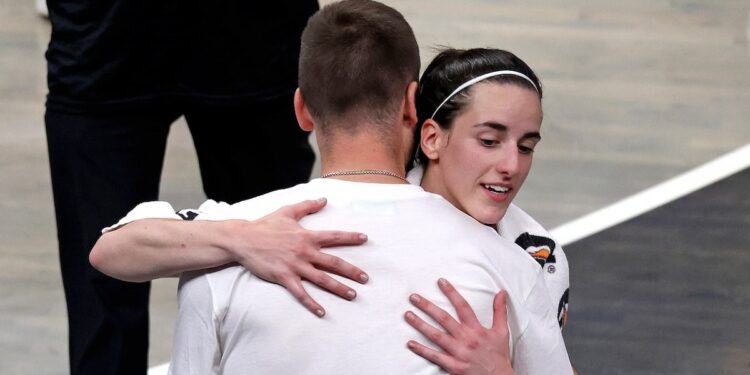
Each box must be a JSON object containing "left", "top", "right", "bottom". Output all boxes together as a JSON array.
[{"left": 299, "top": 0, "right": 420, "bottom": 132}]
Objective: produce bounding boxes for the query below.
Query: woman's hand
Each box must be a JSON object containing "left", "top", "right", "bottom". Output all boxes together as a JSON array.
[
  {"left": 227, "top": 198, "right": 370, "bottom": 317},
  {"left": 404, "top": 278, "right": 515, "bottom": 375}
]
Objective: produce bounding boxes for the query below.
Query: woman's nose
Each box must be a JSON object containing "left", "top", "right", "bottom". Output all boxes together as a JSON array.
[{"left": 494, "top": 146, "right": 519, "bottom": 177}]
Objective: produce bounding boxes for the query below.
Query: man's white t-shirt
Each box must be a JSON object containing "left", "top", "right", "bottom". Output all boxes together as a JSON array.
[{"left": 113, "top": 179, "right": 571, "bottom": 374}]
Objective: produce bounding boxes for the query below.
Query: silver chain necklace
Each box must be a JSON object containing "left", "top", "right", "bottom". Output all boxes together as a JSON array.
[{"left": 320, "top": 169, "right": 408, "bottom": 183}]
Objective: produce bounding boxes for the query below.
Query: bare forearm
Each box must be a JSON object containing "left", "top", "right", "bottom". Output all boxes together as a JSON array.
[
  {"left": 90, "top": 218, "right": 237, "bottom": 282},
  {"left": 89, "top": 198, "right": 371, "bottom": 317}
]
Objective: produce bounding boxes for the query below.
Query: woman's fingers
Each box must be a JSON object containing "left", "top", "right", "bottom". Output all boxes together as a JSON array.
[
  {"left": 404, "top": 310, "right": 459, "bottom": 354},
  {"left": 437, "top": 278, "right": 481, "bottom": 327},
  {"left": 491, "top": 290, "right": 509, "bottom": 334},
  {"left": 406, "top": 340, "right": 468, "bottom": 375},
  {"left": 404, "top": 281, "right": 515, "bottom": 375},
  {"left": 408, "top": 293, "right": 464, "bottom": 341}
]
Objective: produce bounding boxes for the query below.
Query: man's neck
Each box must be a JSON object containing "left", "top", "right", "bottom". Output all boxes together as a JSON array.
[{"left": 317, "top": 133, "right": 408, "bottom": 185}]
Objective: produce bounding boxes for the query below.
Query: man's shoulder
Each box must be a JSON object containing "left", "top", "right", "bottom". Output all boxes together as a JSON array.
[
  {"left": 416, "top": 204, "right": 541, "bottom": 274},
  {"left": 219, "top": 182, "right": 318, "bottom": 220},
  {"left": 227, "top": 180, "right": 440, "bottom": 218}
]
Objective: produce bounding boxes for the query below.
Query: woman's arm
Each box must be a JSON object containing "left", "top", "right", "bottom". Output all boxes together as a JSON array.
[
  {"left": 404, "top": 278, "right": 515, "bottom": 375},
  {"left": 90, "top": 198, "right": 369, "bottom": 317}
]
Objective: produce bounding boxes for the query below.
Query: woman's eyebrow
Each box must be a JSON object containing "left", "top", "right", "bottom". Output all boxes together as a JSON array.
[
  {"left": 473, "top": 122, "right": 541, "bottom": 141},
  {"left": 521, "top": 132, "right": 542, "bottom": 141},
  {"left": 473, "top": 121, "right": 507, "bottom": 131}
]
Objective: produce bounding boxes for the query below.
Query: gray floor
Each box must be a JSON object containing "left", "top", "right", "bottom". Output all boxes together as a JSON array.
[
  {"left": 0, "top": 0, "right": 748, "bottom": 373},
  {"left": 565, "top": 167, "right": 750, "bottom": 374}
]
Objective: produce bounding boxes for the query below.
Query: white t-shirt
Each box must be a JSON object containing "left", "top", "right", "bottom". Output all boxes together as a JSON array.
[
  {"left": 407, "top": 165, "right": 571, "bottom": 329},
  {"left": 498, "top": 204, "right": 570, "bottom": 329},
  {"left": 112, "top": 179, "right": 572, "bottom": 375}
]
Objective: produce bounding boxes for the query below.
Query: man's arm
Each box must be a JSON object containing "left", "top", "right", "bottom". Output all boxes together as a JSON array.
[
  {"left": 512, "top": 271, "right": 574, "bottom": 375},
  {"left": 90, "top": 198, "right": 370, "bottom": 316},
  {"left": 169, "top": 273, "right": 221, "bottom": 375}
]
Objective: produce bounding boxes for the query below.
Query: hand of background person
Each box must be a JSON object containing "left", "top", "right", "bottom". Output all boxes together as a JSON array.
[
  {"left": 404, "top": 279, "right": 515, "bottom": 375},
  {"left": 90, "top": 198, "right": 368, "bottom": 318},
  {"left": 227, "top": 198, "right": 369, "bottom": 317}
]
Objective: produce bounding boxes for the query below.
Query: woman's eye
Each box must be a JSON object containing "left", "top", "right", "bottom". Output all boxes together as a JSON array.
[
  {"left": 480, "top": 139, "right": 498, "bottom": 147},
  {"left": 519, "top": 145, "right": 535, "bottom": 154}
]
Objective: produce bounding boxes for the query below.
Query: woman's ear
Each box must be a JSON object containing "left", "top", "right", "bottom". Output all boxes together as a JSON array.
[
  {"left": 294, "top": 88, "right": 315, "bottom": 132},
  {"left": 420, "top": 119, "right": 445, "bottom": 161}
]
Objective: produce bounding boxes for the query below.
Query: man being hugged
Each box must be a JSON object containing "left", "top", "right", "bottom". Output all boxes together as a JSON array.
[{"left": 93, "top": 1, "right": 572, "bottom": 374}]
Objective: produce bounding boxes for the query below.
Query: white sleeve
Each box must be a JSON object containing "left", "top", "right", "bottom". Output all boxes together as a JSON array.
[
  {"left": 101, "top": 199, "right": 226, "bottom": 233},
  {"left": 101, "top": 201, "right": 182, "bottom": 233},
  {"left": 513, "top": 271, "right": 573, "bottom": 375},
  {"left": 168, "top": 272, "right": 221, "bottom": 375}
]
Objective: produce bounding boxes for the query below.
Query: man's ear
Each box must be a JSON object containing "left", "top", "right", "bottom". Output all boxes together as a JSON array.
[
  {"left": 294, "top": 88, "right": 315, "bottom": 132},
  {"left": 420, "top": 119, "right": 445, "bottom": 161},
  {"left": 402, "top": 81, "right": 418, "bottom": 128}
]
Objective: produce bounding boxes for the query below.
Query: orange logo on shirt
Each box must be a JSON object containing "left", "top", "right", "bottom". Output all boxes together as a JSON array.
[{"left": 515, "top": 233, "right": 556, "bottom": 267}]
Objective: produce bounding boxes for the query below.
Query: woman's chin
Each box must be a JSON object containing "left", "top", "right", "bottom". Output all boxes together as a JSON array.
[{"left": 473, "top": 210, "right": 505, "bottom": 227}]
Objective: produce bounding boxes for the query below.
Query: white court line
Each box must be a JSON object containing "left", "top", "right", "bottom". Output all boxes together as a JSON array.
[
  {"left": 147, "top": 143, "right": 750, "bottom": 374},
  {"left": 550, "top": 143, "right": 750, "bottom": 246}
]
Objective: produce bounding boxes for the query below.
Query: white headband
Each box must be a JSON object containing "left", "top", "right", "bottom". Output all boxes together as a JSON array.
[{"left": 430, "top": 70, "right": 539, "bottom": 119}]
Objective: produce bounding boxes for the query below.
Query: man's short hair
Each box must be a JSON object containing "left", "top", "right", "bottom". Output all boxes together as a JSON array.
[{"left": 299, "top": 0, "right": 420, "bottom": 132}]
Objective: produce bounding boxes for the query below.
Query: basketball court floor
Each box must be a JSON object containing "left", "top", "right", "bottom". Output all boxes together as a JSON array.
[{"left": 1, "top": 0, "right": 748, "bottom": 374}]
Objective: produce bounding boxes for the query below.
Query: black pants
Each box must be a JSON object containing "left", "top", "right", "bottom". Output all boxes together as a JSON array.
[{"left": 45, "top": 96, "right": 314, "bottom": 375}]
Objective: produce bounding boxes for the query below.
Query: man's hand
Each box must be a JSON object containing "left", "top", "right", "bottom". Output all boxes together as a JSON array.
[
  {"left": 222, "top": 198, "right": 369, "bottom": 317},
  {"left": 404, "top": 279, "right": 515, "bottom": 375}
]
